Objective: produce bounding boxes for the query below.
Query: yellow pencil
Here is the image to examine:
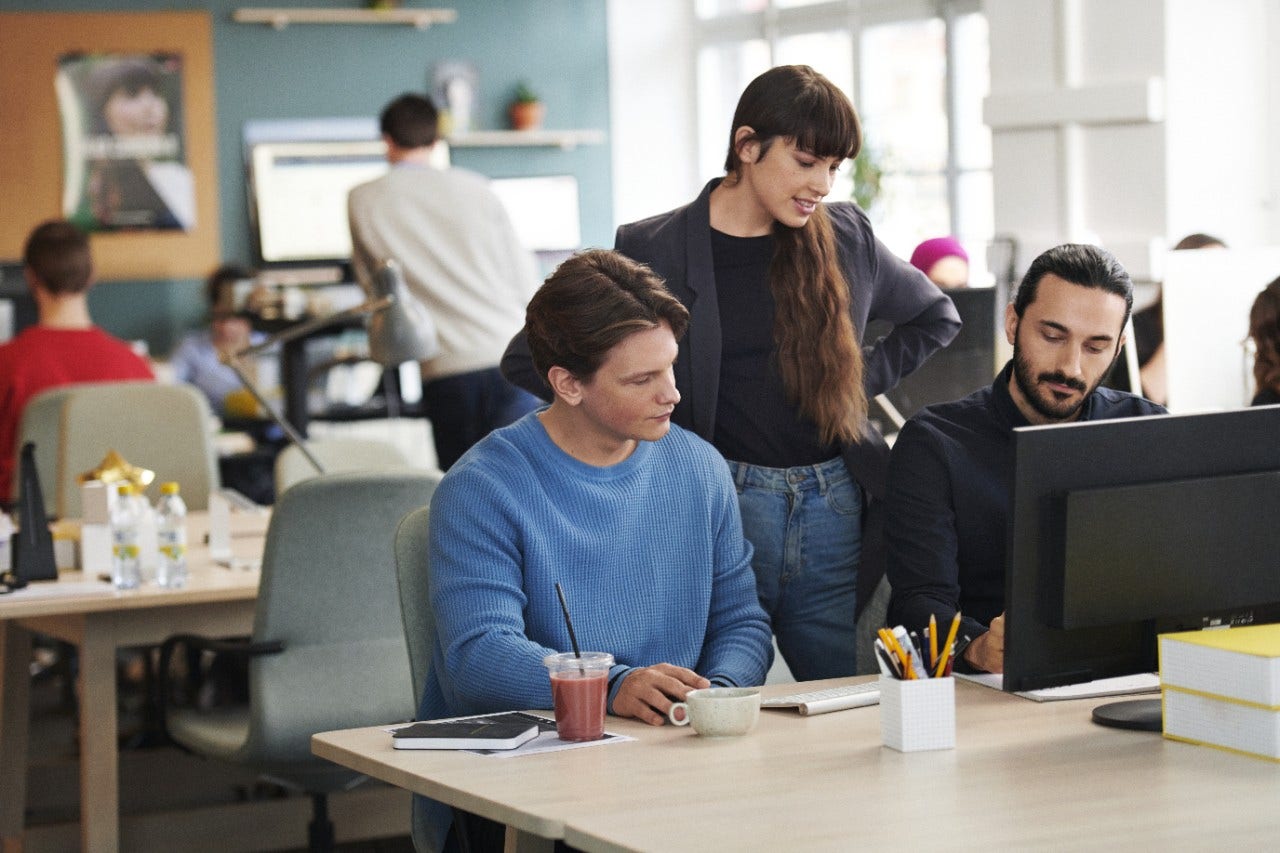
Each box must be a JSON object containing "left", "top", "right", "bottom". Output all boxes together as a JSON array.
[
  {"left": 885, "top": 630, "right": 913, "bottom": 679},
  {"left": 935, "top": 612, "right": 962, "bottom": 678},
  {"left": 928, "top": 613, "right": 938, "bottom": 671}
]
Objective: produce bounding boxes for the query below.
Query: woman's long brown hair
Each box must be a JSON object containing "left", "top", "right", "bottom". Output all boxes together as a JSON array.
[
  {"left": 723, "top": 65, "right": 867, "bottom": 445},
  {"left": 1250, "top": 277, "right": 1280, "bottom": 394}
]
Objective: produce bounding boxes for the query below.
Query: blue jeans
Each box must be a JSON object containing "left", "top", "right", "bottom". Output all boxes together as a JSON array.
[{"left": 728, "top": 456, "right": 862, "bottom": 681}]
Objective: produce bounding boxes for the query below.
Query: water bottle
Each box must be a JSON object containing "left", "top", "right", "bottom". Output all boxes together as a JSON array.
[
  {"left": 110, "top": 483, "right": 141, "bottom": 589},
  {"left": 155, "top": 482, "right": 188, "bottom": 589}
]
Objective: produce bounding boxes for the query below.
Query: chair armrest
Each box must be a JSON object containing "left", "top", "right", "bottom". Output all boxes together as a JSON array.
[{"left": 156, "top": 634, "right": 285, "bottom": 748}]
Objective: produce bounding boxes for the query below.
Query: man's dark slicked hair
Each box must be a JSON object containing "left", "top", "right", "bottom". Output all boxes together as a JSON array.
[{"left": 1012, "top": 243, "right": 1134, "bottom": 325}]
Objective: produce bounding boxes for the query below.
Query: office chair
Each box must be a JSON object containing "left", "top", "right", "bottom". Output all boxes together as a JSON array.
[
  {"left": 11, "top": 384, "right": 76, "bottom": 516},
  {"left": 393, "top": 505, "right": 439, "bottom": 853},
  {"left": 55, "top": 381, "right": 219, "bottom": 517},
  {"left": 274, "top": 435, "right": 416, "bottom": 496},
  {"left": 855, "top": 575, "right": 892, "bottom": 675},
  {"left": 158, "top": 469, "right": 442, "bottom": 852}
]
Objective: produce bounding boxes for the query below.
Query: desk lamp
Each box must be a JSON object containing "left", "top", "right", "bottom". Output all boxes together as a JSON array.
[{"left": 225, "top": 259, "right": 437, "bottom": 475}]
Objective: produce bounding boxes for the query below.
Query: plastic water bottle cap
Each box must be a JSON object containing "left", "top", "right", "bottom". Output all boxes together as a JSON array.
[{"left": 161, "top": 482, "right": 180, "bottom": 495}]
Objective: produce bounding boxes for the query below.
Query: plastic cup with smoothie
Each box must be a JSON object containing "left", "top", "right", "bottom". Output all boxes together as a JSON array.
[{"left": 543, "top": 651, "right": 613, "bottom": 741}]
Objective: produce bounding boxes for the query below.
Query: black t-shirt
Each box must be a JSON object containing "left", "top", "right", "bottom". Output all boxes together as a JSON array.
[{"left": 710, "top": 228, "right": 839, "bottom": 468}]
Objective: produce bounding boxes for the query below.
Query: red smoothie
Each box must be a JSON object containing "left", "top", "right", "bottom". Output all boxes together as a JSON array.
[{"left": 550, "top": 670, "right": 607, "bottom": 741}]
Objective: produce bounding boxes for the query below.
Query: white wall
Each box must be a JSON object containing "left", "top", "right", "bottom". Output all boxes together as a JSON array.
[
  {"left": 607, "top": 0, "right": 701, "bottom": 231},
  {"left": 1165, "top": 0, "right": 1271, "bottom": 257},
  {"left": 986, "top": 0, "right": 1278, "bottom": 282},
  {"left": 607, "top": 1, "right": 1280, "bottom": 274}
]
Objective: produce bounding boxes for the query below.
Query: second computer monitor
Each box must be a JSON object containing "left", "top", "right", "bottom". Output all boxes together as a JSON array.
[{"left": 1003, "top": 405, "right": 1280, "bottom": 694}]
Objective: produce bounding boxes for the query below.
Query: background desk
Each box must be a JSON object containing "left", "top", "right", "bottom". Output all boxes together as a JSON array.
[
  {"left": 313, "top": 677, "right": 1280, "bottom": 851},
  {"left": 0, "top": 510, "right": 266, "bottom": 853}
]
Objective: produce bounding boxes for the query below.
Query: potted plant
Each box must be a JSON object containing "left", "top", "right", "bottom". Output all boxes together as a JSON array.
[{"left": 508, "top": 81, "right": 545, "bottom": 131}]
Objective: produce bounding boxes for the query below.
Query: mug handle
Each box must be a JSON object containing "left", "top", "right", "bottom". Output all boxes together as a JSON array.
[{"left": 667, "top": 702, "right": 690, "bottom": 726}]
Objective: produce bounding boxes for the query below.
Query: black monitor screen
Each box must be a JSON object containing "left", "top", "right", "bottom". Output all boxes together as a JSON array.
[
  {"left": 1003, "top": 405, "right": 1280, "bottom": 693},
  {"left": 871, "top": 286, "right": 998, "bottom": 419}
]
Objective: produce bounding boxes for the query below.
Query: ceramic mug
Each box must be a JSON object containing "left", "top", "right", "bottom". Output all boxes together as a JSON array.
[{"left": 667, "top": 686, "right": 761, "bottom": 737}]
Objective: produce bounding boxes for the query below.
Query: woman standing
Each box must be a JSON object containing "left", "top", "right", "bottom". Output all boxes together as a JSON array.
[{"left": 504, "top": 65, "right": 960, "bottom": 680}]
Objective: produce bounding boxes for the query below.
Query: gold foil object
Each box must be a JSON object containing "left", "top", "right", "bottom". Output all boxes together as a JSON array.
[{"left": 76, "top": 450, "right": 155, "bottom": 490}]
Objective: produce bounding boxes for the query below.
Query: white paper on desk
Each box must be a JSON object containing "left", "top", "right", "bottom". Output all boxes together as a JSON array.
[
  {"left": 386, "top": 712, "right": 632, "bottom": 759},
  {"left": 0, "top": 581, "right": 118, "bottom": 599},
  {"left": 956, "top": 671, "right": 1160, "bottom": 701},
  {"left": 207, "top": 492, "right": 232, "bottom": 560}
]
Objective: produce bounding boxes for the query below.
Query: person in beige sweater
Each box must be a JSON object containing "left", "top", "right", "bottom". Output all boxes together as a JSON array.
[{"left": 349, "top": 92, "right": 541, "bottom": 469}]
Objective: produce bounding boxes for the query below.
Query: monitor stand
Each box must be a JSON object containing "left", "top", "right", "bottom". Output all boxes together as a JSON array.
[{"left": 1091, "top": 698, "right": 1162, "bottom": 732}]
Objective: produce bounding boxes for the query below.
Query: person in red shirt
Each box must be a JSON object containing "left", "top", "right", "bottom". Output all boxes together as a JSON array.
[{"left": 0, "top": 220, "right": 154, "bottom": 504}]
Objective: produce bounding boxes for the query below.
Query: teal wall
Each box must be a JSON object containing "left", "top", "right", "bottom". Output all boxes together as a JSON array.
[{"left": 2, "top": 0, "right": 612, "bottom": 354}]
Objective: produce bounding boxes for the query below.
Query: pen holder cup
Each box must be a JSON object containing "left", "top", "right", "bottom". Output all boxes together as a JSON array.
[{"left": 879, "top": 675, "right": 955, "bottom": 752}]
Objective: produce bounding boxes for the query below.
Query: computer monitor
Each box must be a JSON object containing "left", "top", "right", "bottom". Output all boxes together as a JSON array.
[
  {"left": 247, "top": 139, "right": 389, "bottom": 267},
  {"left": 1003, "top": 405, "right": 1280, "bottom": 728},
  {"left": 0, "top": 261, "right": 36, "bottom": 343},
  {"left": 488, "top": 175, "right": 582, "bottom": 269},
  {"left": 242, "top": 118, "right": 448, "bottom": 269},
  {"left": 872, "top": 286, "right": 999, "bottom": 420}
]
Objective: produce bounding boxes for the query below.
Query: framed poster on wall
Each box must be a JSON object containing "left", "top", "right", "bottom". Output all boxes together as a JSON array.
[
  {"left": 0, "top": 12, "right": 217, "bottom": 279},
  {"left": 57, "top": 51, "right": 195, "bottom": 233}
]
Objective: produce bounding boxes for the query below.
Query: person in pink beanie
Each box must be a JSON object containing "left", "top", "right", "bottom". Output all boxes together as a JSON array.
[{"left": 911, "top": 236, "right": 970, "bottom": 289}]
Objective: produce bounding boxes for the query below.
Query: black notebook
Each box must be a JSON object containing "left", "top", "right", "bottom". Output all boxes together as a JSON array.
[{"left": 392, "top": 713, "right": 541, "bottom": 750}]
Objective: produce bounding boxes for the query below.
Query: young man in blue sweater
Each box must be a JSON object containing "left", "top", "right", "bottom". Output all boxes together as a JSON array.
[
  {"left": 421, "top": 248, "right": 773, "bottom": 725},
  {"left": 419, "top": 248, "right": 772, "bottom": 850}
]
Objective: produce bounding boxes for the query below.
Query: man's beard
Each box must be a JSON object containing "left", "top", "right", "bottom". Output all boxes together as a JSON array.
[{"left": 1011, "top": 336, "right": 1109, "bottom": 422}]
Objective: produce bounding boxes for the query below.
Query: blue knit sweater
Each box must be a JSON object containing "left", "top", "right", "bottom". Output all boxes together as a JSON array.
[{"left": 418, "top": 411, "right": 773, "bottom": 721}]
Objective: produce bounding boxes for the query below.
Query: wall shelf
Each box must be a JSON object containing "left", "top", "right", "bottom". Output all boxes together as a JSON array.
[
  {"left": 448, "top": 129, "right": 606, "bottom": 151},
  {"left": 233, "top": 7, "right": 457, "bottom": 30}
]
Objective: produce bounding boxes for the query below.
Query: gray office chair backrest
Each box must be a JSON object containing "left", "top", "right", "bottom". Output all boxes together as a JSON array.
[
  {"left": 274, "top": 436, "right": 417, "bottom": 496},
  {"left": 394, "top": 504, "right": 434, "bottom": 703},
  {"left": 12, "top": 384, "right": 78, "bottom": 516},
  {"left": 243, "top": 469, "right": 442, "bottom": 766},
  {"left": 855, "top": 575, "right": 892, "bottom": 675},
  {"left": 393, "top": 503, "right": 443, "bottom": 853},
  {"left": 57, "top": 382, "right": 219, "bottom": 517}
]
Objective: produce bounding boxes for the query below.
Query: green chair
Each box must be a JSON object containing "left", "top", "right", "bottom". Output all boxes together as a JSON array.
[
  {"left": 392, "top": 504, "right": 438, "bottom": 853},
  {"left": 159, "top": 469, "right": 442, "bottom": 851}
]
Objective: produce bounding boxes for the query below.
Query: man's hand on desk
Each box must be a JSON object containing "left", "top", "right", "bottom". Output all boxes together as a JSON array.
[
  {"left": 964, "top": 612, "right": 1005, "bottom": 673},
  {"left": 613, "top": 663, "right": 710, "bottom": 726}
]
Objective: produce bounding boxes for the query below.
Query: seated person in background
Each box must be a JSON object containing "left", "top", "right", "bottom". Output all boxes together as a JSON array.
[
  {"left": 1248, "top": 276, "right": 1280, "bottom": 406},
  {"left": 169, "top": 263, "right": 274, "bottom": 419},
  {"left": 420, "top": 249, "right": 772, "bottom": 851},
  {"left": 1133, "top": 232, "right": 1227, "bottom": 405},
  {"left": 910, "top": 236, "right": 970, "bottom": 289},
  {"left": 0, "top": 220, "right": 153, "bottom": 504},
  {"left": 886, "top": 244, "right": 1166, "bottom": 673}
]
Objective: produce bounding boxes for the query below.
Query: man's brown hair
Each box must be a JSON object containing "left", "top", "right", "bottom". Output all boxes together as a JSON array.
[
  {"left": 23, "top": 220, "right": 93, "bottom": 296},
  {"left": 526, "top": 249, "right": 689, "bottom": 383}
]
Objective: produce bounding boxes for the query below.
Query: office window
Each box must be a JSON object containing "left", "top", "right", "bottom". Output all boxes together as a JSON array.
[
  {"left": 696, "top": 39, "right": 770, "bottom": 180},
  {"left": 692, "top": 0, "right": 992, "bottom": 282}
]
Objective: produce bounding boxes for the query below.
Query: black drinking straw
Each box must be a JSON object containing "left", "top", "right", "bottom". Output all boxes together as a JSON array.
[{"left": 554, "top": 582, "right": 584, "bottom": 672}]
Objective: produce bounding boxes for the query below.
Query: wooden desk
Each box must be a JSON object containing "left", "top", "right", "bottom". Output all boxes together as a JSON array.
[
  {"left": 313, "top": 678, "right": 1280, "bottom": 852},
  {"left": 0, "top": 510, "right": 267, "bottom": 853}
]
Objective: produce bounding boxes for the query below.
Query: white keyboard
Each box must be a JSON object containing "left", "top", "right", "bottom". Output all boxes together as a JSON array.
[{"left": 762, "top": 682, "right": 881, "bottom": 716}]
